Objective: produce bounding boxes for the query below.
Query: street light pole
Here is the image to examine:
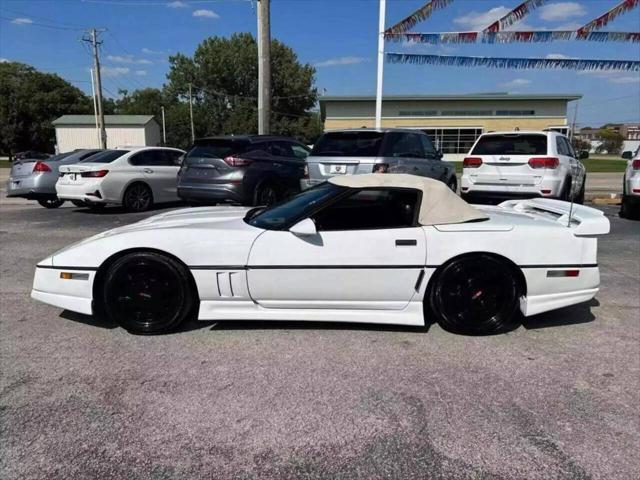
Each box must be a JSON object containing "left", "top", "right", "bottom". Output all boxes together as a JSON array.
[
  {"left": 257, "top": 0, "right": 271, "bottom": 134},
  {"left": 375, "top": 0, "right": 386, "bottom": 129}
]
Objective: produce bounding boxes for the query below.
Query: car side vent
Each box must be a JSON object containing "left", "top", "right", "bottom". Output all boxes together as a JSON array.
[{"left": 216, "top": 271, "right": 244, "bottom": 297}]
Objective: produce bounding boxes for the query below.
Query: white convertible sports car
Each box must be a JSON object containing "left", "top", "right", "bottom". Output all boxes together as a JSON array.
[{"left": 32, "top": 174, "right": 610, "bottom": 335}]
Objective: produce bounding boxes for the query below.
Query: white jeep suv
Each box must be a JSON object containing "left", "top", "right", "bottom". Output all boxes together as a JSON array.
[{"left": 461, "top": 130, "right": 587, "bottom": 203}]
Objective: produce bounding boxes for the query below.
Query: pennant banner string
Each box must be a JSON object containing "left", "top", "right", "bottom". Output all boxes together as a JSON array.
[
  {"left": 386, "top": 31, "right": 640, "bottom": 44},
  {"left": 483, "top": 0, "right": 549, "bottom": 32},
  {"left": 384, "top": 0, "right": 454, "bottom": 35},
  {"left": 577, "top": 0, "right": 639, "bottom": 36},
  {"left": 386, "top": 53, "right": 640, "bottom": 71}
]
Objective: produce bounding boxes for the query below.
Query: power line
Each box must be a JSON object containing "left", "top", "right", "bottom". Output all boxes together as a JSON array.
[
  {"left": 0, "top": 16, "right": 85, "bottom": 31},
  {"left": 0, "top": 8, "right": 90, "bottom": 29}
]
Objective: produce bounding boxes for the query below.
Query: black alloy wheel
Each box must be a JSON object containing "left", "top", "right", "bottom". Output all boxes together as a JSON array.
[
  {"left": 100, "top": 252, "right": 195, "bottom": 334},
  {"left": 447, "top": 176, "right": 458, "bottom": 193},
  {"left": 430, "top": 255, "right": 520, "bottom": 334},
  {"left": 123, "top": 183, "right": 153, "bottom": 212},
  {"left": 38, "top": 198, "right": 65, "bottom": 209},
  {"left": 255, "top": 183, "right": 279, "bottom": 206}
]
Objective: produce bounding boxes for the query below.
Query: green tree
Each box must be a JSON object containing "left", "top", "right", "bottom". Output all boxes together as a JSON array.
[
  {"left": 164, "top": 33, "right": 318, "bottom": 145},
  {"left": 0, "top": 62, "right": 92, "bottom": 156},
  {"left": 571, "top": 137, "right": 591, "bottom": 153},
  {"left": 596, "top": 129, "right": 624, "bottom": 155}
]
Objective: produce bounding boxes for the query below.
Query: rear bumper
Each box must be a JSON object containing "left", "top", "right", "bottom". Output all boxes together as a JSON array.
[
  {"left": 31, "top": 265, "right": 96, "bottom": 315},
  {"left": 6, "top": 174, "right": 57, "bottom": 198},
  {"left": 56, "top": 181, "right": 107, "bottom": 204},
  {"left": 177, "top": 183, "right": 245, "bottom": 203},
  {"left": 461, "top": 175, "right": 564, "bottom": 199}
]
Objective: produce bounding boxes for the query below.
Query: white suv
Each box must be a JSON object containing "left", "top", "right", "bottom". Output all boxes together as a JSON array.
[
  {"left": 461, "top": 131, "right": 587, "bottom": 203},
  {"left": 620, "top": 148, "right": 640, "bottom": 219},
  {"left": 56, "top": 146, "right": 185, "bottom": 212}
]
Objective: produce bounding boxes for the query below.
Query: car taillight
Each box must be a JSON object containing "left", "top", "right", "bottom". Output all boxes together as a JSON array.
[
  {"left": 223, "top": 156, "right": 252, "bottom": 167},
  {"left": 528, "top": 157, "right": 559, "bottom": 169},
  {"left": 463, "top": 157, "right": 482, "bottom": 168},
  {"left": 81, "top": 170, "right": 109, "bottom": 178},
  {"left": 373, "top": 163, "right": 389, "bottom": 173},
  {"left": 632, "top": 159, "right": 640, "bottom": 170},
  {"left": 33, "top": 161, "right": 51, "bottom": 173}
]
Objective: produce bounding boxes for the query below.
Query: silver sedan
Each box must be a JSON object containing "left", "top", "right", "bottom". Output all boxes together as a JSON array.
[{"left": 7, "top": 149, "right": 101, "bottom": 208}]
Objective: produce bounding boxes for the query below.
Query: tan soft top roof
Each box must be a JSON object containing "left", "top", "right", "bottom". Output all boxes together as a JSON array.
[{"left": 328, "top": 173, "right": 487, "bottom": 226}]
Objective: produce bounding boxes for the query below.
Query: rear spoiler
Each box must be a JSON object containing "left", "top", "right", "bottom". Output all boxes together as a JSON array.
[{"left": 498, "top": 198, "right": 610, "bottom": 236}]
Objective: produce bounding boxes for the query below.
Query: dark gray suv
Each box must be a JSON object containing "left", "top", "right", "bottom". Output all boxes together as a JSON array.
[
  {"left": 302, "top": 128, "right": 457, "bottom": 191},
  {"left": 177, "top": 135, "right": 310, "bottom": 206}
]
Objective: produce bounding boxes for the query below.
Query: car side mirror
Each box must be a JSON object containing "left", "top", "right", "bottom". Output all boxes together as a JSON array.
[
  {"left": 289, "top": 218, "right": 317, "bottom": 236},
  {"left": 622, "top": 151, "right": 633, "bottom": 160},
  {"left": 578, "top": 150, "right": 589, "bottom": 160}
]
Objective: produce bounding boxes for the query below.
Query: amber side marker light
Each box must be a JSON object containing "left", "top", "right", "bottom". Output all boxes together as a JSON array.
[
  {"left": 60, "top": 272, "right": 89, "bottom": 280},
  {"left": 547, "top": 270, "right": 580, "bottom": 278}
]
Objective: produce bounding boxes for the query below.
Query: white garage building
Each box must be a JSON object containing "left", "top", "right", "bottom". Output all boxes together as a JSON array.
[{"left": 52, "top": 115, "right": 161, "bottom": 152}]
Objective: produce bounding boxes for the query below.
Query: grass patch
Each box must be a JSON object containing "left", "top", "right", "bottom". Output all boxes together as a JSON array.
[{"left": 0, "top": 160, "right": 11, "bottom": 169}]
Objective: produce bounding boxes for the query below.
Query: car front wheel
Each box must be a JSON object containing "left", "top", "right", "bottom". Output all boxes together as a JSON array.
[
  {"left": 98, "top": 252, "right": 196, "bottom": 334},
  {"left": 38, "top": 198, "right": 65, "bottom": 209},
  {"left": 429, "top": 254, "right": 520, "bottom": 334}
]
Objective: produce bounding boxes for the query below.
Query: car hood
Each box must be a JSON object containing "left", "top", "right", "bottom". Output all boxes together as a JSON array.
[{"left": 47, "top": 206, "right": 263, "bottom": 269}]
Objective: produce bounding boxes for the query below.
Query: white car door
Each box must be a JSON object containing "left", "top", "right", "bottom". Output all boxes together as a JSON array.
[
  {"left": 247, "top": 188, "right": 426, "bottom": 310},
  {"left": 140, "top": 149, "right": 181, "bottom": 203}
]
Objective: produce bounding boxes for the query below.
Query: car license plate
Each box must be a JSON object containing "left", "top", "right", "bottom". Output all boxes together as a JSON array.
[
  {"left": 11, "top": 181, "right": 20, "bottom": 189},
  {"left": 329, "top": 164, "right": 347, "bottom": 175}
]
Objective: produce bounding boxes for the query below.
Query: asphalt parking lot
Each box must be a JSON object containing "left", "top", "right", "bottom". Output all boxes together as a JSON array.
[{"left": 1, "top": 199, "right": 639, "bottom": 480}]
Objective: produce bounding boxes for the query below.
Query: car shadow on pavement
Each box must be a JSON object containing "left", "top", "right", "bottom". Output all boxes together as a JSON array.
[
  {"left": 60, "top": 310, "right": 118, "bottom": 329},
  {"left": 199, "top": 319, "right": 432, "bottom": 334},
  {"left": 69, "top": 201, "right": 187, "bottom": 215},
  {"left": 521, "top": 299, "right": 598, "bottom": 330}
]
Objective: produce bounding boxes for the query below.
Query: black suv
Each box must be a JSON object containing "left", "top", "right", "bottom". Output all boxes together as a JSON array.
[{"left": 177, "top": 135, "right": 310, "bottom": 206}]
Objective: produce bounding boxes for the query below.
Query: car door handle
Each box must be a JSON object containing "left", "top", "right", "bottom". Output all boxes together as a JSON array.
[
  {"left": 143, "top": 168, "right": 154, "bottom": 174},
  {"left": 396, "top": 239, "right": 417, "bottom": 246}
]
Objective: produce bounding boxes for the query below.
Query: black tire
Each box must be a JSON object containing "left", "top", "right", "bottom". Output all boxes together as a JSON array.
[
  {"left": 123, "top": 183, "right": 153, "bottom": 212},
  {"left": 254, "top": 182, "right": 279, "bottom": 206},
  {"left": 429, "top": 254, "right": 520, "bottom": 334},
  {"left": 575, "top": 176, "right": 586, "bottom": 205},
  {"left": 620, "top": 196, "right": 640, "bottom": 219},
  {"left": 98, "top": 252, "right": 195, "bottom": 335},
  {"left": 37, "top": 198, "right": 65, "bottom": 209},
  {"left": 447, "top": 176, "right": 458, "bottom": 193},
  {"left": 71, "top": 200, "right": 86, "bottom": 207},
  {"left": 561, "top": 177, "right": 572, "bottom": 201}
]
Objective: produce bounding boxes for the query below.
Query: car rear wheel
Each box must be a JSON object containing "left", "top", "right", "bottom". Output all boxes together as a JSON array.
[
  {"left": 123, "top": 183, "right": 153, "bottom": 212},
  {"left": 447, "top": 176, "right": 458, "bottom": 193},
  {"left": 37, "top": 198, "right": 65, "bottom": 209},
  {"left": 99, "top": 252, "right": 195, "bottom": 335},
  {"left": 429, "top": 255, "right": 520, "bottom": 334},
  {"left": 254, "top": 182, "right": 279, "bottom": 206}
]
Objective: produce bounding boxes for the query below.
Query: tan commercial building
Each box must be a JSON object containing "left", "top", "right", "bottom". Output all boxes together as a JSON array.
[{"left": 320, "top": 93, "right": 581, "bottom": 161}]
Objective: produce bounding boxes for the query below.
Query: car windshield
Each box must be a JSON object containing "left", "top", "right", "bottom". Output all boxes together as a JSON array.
[
  {"left": 471, "top": 134, "right": 547, "bottom": 155},
  {"left": 246, "top": 182, "right": 344, "bottom": 230},
  {"left": 185, "top": 139, "right": 249, "bottom": 163},
  {"left": 311, "top": 131, "right": 384, "bottom": 157},
  {"left": 85, "top": 150, "right": 128, "bottom": 163}
]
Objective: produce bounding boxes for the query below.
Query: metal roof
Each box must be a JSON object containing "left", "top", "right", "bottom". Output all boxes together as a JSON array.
[
  {"left": 320, "top": 93, "right": 582, "bottom": 102},
  {"left": 52, "top": 115, "right": 157, "bottom": 126}
]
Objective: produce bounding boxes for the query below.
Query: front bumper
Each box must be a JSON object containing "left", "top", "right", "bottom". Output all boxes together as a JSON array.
[{"left": 31, "top": 265, "right": 96, "bottom": 315}]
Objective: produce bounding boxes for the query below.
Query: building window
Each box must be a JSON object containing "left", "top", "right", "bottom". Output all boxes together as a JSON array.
[
  {"left": 496, "top": 110, "right": 535, "bottom": 116},
  {"left": 398, "top": 110, "right": 438, "bottom": 117},
  {"left": 440, "top": 110, "right": 492, "bottom": 116},
  {"left": 422, "top": 128, "right": 483, "bottom": 154}
]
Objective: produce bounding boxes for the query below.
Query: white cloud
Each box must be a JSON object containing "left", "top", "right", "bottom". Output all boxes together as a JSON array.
[
  {"left": 107, "top": 55, "right": 152, "bottom": 65},
  {"left": 539, "top": 2, "right": 586, "bottom": 22},
  {"left": 453, "top": 6, "right": 509, "bottom": 31},
  {"left": 314, "top": 56, "right": 368, "bottom": 68},
  {"left": 0, "top": 58, "right": 9, "bottom": 63},
  {"left": 546, "top": 53, "right": 572, "bottom": 59},
  {"left": 134, "top": 70, "right": 147, "bottom": 76},
  {"left": 193, "top": 9, "right": 219, "bottom": 19},
  {"left": 11, "top": 17, "right": 33, "bottom": 25},
  {"left": 167, "top": 1, "right": 188, "bottom": 7},
  {"left": 142, "top": 48, "right": 166, "bottom": 55},
  {"left": 500, "top": 78, "right": 532, "bottom": 88},
  {"left": 102, "top": 66, "right": 130, "bottom": 77},
  {"left": 554, "top": 21, "right": 583, "bottom": 30}
]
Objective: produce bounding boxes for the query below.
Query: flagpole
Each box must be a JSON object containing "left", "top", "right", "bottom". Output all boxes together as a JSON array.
[{"left": 375, "top": 0, "right": 386, "bottom": 129}]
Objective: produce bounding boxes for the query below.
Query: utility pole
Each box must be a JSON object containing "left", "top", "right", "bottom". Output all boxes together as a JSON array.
[
  {"left": 84, "top": 29, "right": 107, "bottom": 149},
  {"left": 375, "top": 0, "right": 386, "bottom": 129},
  {"left": 188, "top": 83, "right": 195, "bottom": 143},
  {"left": 257, "top": 0, "right": 271, "bottom": 134},
  {"left": 161, "top": 106, "right": 167, "bottom": 145},
  {"left": 89, "top": 68, "right": 100, "bottom": 148}
]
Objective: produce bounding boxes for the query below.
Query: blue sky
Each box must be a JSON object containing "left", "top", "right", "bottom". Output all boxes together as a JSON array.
[{"left": 1, "top": 0, "right": 639, "bottom": 127}]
